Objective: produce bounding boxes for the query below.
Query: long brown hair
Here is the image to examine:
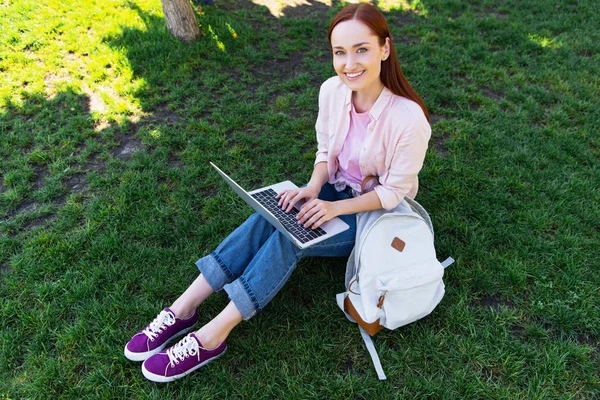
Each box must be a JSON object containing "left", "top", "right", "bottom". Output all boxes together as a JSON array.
[{"left": 328, "top": 3, "right": 430, "bottom": 122}]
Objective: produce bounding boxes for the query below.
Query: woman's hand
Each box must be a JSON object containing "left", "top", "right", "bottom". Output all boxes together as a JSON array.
[
  {"left": 296, "top": 199, "right": 339, "bottom": 230},
  {"left": 276, "top": 186, "right": 320, "bottom": 213}
]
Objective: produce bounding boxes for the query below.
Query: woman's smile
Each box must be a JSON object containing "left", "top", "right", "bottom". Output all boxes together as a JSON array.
[{"left": 345, "top": 71, "right": 365, "bottom": 80}]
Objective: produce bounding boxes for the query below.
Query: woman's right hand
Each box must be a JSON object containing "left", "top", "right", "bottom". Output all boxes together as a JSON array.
[{"left": 276, "top": 185, "right": 320, "bottom": 213}]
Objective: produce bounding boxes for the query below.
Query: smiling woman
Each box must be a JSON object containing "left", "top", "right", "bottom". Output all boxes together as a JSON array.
[
  {"left": 328, "top": 3, "right": 429, "bottom": 119},
  {"left": 330, "top": 21, "right": 390, "bottom": 112},
  {"left": 304, "top": 2, "right": 431, "bottom": 210},
  {"left": 123, "top": 2, "right": 432, "bottom": 383}
]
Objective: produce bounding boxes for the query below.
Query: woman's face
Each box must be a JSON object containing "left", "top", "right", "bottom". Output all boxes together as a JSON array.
[{"left": 330, "top": 19, "right": 389, "bottom": 94}]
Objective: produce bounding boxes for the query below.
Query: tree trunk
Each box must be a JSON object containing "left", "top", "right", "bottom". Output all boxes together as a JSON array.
[{"left": 160, "top": 0, "right": 201, "bottom": 43}]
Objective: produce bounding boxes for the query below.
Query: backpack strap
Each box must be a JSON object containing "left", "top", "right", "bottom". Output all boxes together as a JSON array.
[
  {"left": 359, "top": 326, "right": 387, "bottom": 380},
  {"left": 441, "top": 257, "right": 454, "bottom": 268},
  {"left": 336, "top": 292, "right": 387, "bottom": 380},
  {"left": 360, "top": 175, "right": 378, "bottom": 194},
  {"left": 404, "top": 196, "right": 434, "bottom": 236}
]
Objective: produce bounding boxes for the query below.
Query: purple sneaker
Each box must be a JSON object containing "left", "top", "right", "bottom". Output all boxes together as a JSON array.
[
  {"left": 124, "top": 308, "right": 198, "bottom": 362},
  {"left": 141, "top": 332, "right": 227, "bottom": 382}
]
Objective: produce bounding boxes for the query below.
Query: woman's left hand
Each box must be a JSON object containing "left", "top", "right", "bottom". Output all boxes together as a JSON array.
[{"left": 296, "top": 199, "right": 339, "bottom": 230}]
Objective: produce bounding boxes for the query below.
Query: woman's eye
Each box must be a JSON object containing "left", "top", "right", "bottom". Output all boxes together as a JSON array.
[
  {"left": 357, "top": 48, "right": 367, "bottom": 53},
  {"left": 334, "top": 50, "right": 345, "bottom": 56}
]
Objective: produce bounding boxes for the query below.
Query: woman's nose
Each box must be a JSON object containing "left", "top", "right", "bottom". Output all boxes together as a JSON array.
[{"left": 346, "top": 54, "right": 357, "bottom": 69}]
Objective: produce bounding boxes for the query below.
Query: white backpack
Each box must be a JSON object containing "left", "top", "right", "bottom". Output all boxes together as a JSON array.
[{"left": 336, "top": 196, "right": 453, "bottom": 380}]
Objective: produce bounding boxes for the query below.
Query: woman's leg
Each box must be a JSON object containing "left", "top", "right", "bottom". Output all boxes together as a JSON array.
[
  {"left": 192, "top": 184, "right": 358, "bottom": 347},
  {"left": 169, "top": 274, "right": 214, "bottom": 319},
  {"left": 194, "top": 213, "right": 277, "bottom": 297},
  {"left": 140, "top": 183, "right": 358, "bottom": 381},
  {"left": 141, "top": 227, "right": 300, "bottom": 382},
  {"left": 126, "top": 214, "right": 276, "bottom": 362},
  {"left": 221, "top": 226, "right": 304, "bottom": 320},
  {"left": 182, "top": 184, "right": 356, "bottom": 344},
  {"left": 195, "top": 301, "right": 242, "bottom": 349},
  {"left": 192, "top": 228, "right": 303, "bottom": 348},
  {"left": 167, "top": 213, "right": 277, "bottom": 319}
]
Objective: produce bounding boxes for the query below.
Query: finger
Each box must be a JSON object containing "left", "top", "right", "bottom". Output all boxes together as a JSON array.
[
  {"left": 279, "top": 191, "right": 296, "bottom": 208},
  {"left": 285, "top": 194, "right": 297, "bottom": 212},
  {"left": 304, "top": 209, "right": 325, "bottom": 228},
  {"left": 310, "top": 207, "right": 331, "bottom": 229},
  {"left": 311, "top": 214, "right": 327, "bottom": 229},
  {"left": 277, "top": 190, "right": 290, "bottom": 205},
  {"left": 297, "top": 201, "right": 318, "bottom": 222},
  {"left": 282, "top": 195, "right": 294, "bottom": 210},
  {"left": 296, "top": 201, "right": 307, "bottom": 219},
  {"left": 299, "top": 198, "right": 318, "bottom": 214},
  {"left": 286, "top": 192, "right": 304, "bottom": 213},
  {"left": 302, "top": 205, "right": 323, "bottom": 226}
]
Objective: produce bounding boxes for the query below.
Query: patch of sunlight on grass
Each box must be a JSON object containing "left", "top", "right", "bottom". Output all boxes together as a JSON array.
[
  {"left": 378, "top": 0, "right": 428, "bottom": 15},
  {"left": 527, "top": 33, "right": 562, "bottom": 49},
  {"left": 0, "top": 0, "right": 147, "bottom": 121},
  {"left": 251, "top": 0, "right": 332, "bottom": 18},
  {"left": 225, "top": 22, "right": 238, "bottom": 39},
  {"left": 208, "top": 25, "right": 226, "bottom": 51},
  {"left": 150, "top": 129, "right": 161, "bottom": 139}
]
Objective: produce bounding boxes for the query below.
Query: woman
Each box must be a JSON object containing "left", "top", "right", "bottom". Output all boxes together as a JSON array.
[{"left": 124, "top": 3, "right": 431, "bottom": 382}]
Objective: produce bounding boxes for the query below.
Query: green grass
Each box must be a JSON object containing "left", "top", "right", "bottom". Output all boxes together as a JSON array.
[{"left": 1, "top": 0, "right": 599, "bottom": 397}]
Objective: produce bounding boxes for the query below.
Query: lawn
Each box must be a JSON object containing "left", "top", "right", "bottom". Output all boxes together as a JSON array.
[{"left": 1, "top": 0, "right": 599, "bottom": 398}]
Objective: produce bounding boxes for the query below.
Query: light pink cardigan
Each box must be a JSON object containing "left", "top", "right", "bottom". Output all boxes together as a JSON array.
[{"left": 314, "top": 76, "right": 431, "bottom": 210}]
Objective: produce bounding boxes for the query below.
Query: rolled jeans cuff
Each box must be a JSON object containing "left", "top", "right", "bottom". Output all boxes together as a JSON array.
[
  {"left": 195, "top": 252, "right": 233, "bottom": 292},
  {"left": 196, "top": 253, "right": 258, "bottom": 320},
  {"left": 223, "top": 277, "right": 258, "bottom": 320}
]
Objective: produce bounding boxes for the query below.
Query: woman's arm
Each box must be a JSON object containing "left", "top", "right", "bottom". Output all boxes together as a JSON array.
[
  {"left": 330, "top": 189, "right": 382, "bottom": 215},
  {"left": 375, "top": 115, "right": 431, "bottom": 210},
  {"left": 296, "top": 189, "right": 382, "bottom": 230},
  {"left": 305, "top": 161, "right": 329, "bottom": 194},
  {"left": 276, "top": 162, "right": 329, "bottom": 212}
]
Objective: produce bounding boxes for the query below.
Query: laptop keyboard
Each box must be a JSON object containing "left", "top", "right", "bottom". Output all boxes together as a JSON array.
[{"left": 251, "top": 188, "right": 327, "bottom": 244}]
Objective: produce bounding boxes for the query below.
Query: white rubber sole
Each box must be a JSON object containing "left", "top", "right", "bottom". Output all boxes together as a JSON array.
[
  {"left": 124, "top": 326, "right": 194, "bottom": 362},
  {"left": 141, "top": 347, "right": 227, "bottom": 383}
]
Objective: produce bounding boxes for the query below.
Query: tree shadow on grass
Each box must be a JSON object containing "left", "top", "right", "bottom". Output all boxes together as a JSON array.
[
  {"left": 107, "top": 0, "right": 342, "bottom": 108},
  {"left": 100, "top": 0, "right": 427, "bottom": 192},
  {"left": 1, "top": 90, "right": 90, "bottom": 215},
  {"left": 107, "top": 0, "right": 428, "bottom": 108}
]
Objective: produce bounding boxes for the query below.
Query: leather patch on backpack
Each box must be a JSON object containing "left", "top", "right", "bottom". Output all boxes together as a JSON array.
[{"left": 391, "top": 237, "right": 405, "bottom": 252}]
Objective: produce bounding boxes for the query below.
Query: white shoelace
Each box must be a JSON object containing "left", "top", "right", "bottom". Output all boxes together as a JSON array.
[
  {"left": 167, "top": 334, "right": 200, "bottom": 367},
  {"left": 142, "top": 310, "right": 176, "bottom": 341}
]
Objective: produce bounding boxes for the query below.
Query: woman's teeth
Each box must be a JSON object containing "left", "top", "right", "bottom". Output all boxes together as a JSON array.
[{"left": 346, "top": 71, "right": 363, "bottom": 78}]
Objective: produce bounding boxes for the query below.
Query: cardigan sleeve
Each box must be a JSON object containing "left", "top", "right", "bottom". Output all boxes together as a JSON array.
[
  {"left": 314, "top": 82, "right": 330, "bottom": 165},
  {"left": 374, "top": 115, "right": 431, "bottom": 210}
]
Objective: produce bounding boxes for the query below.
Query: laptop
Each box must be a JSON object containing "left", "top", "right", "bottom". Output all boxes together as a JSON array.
[{"left": 210, "top": 162, "right": 350, "bottom": 249}]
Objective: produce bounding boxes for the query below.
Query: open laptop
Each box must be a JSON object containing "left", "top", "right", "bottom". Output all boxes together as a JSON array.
[{"left": 210, "top": 162, "right": 350, "bottom": 249}]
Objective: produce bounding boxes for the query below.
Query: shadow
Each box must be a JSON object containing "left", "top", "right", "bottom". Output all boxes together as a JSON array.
[
  {"left": 0, "top": 88, "right": 88, "bottom": 274},
  {"left": 108, "top": 0, "right": 345, "bottom": 106},
  {"left": 1, "top": 89, "right": 90, "bottom": 208},
  {"left": 0, "top": 82, "right": 185, "bottom": 239}
]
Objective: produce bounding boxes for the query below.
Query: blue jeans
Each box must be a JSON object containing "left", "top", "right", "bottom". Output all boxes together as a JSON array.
[{"left": 196, "top": 183, "right": 356, "bottom": 320}]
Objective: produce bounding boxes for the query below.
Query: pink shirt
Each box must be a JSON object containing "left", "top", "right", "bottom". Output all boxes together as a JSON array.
[
  {"left": 335, "top": 104, "right": 371, "bottom": 192},
  {"left": 314, "top": 76, "right": 431, "bottom": 210}
]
